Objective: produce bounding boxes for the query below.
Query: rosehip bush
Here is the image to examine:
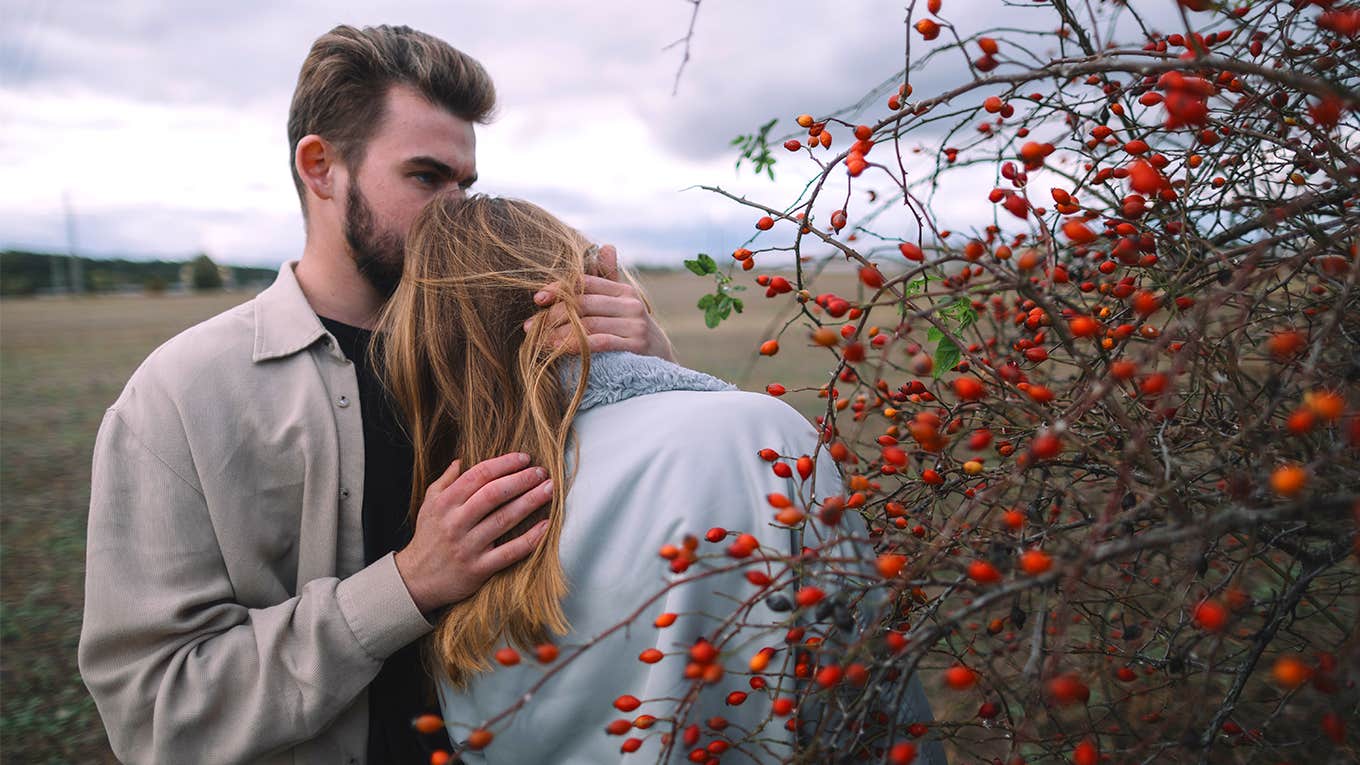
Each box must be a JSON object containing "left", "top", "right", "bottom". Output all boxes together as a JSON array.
[{"left": 424, "top": 2, "right": 1359, "bottom": 763}]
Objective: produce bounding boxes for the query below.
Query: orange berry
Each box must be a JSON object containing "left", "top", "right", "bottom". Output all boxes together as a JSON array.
[
  {"left": 494, "top": 647, "right": 520, "bottom": 666},
  {"left": 1062, "top": 220, "right": 1098, "bottom": 244},
  {"left": 1267, "top": 329, "right": 1307, "bottom": 359},
  {"left": 466, "top": 729, "right": 494, "bottom": 750},
  {"left": 1073, "top": 738, "right": 1098, "bottom": 765},
  {"left": 953, "top": 377, "right": 985, "bottom": 400},
  {"left": 1047, "top": 673, "right": 1090, "bottom": 705},
  {"left": 412, "top": 714, "right": 445, "bottom": 735},
  {"left": 759, "top": 339, "right": 780, "bottom": 356},
  {"left": 1019, "top": 549, "right": 1052, "bottom": 575},
  {"left": 614, "top": 694, "right": 642, "bottom": 712},
  {"left": 535, "top": 643, "right": 559, "bottom": 663},
  {"left": 1068, "top": 316, "right": 1100, "bottom": 338},
  {"left": 654, "top": 612, "right": 677, "bottom": 628},
  {"left": 1193, "top": 599, "right": 1229, "bottom": 632},
  {"left": 859, "top": 265, "right": 885, "bottom": 289},
  {"left": 889, "top": 742, "right": 918, "bottom": 764},
  {"left": 796, "top": 114, "right": 814, "bottom": 128},
  {"left": 638, "top": 648, "right": 664, "bottom": 664},
  {"left": 967, "top": 559, "right": 1002, "bottom": 584},
  {"left": 877, "top": 553, "right": 907, "bottom": 578},
  {"left": 1270, "top": 464, "right": 1307, "bottom": 497},
  {"left": 1271, "top": 656, "right": 1310, "bottom": 689},
  {"left": 1304, "top": 390, "right": 1345, "bottom": 421},
  {"left": 943, "top": 664, "right": 977, "bottom": 689},
  {"left": 1030, "top": 432, "right": 1061, "bottom": 460},
  {"left": 1131, "top": 290, "right": 1161, "bottom": 316}
]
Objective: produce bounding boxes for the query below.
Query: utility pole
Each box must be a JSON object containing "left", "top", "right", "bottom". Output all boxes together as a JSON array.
[{"left": 64, "top": 190, "right": 83, "bottom": 294}]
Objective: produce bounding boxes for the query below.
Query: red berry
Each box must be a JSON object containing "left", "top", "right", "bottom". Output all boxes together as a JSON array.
[
  {"left": 968, "top": 560, "right": 1002, "bottom": 584},
  {"left": 953, "top": 377, "right": 985, "bottom": 400},
  {"left": 1193, "top": 599, "right": 1229, "bottom": 632},
  {"left": 943, "top": 664, "right": 977, "bottom": 689}
]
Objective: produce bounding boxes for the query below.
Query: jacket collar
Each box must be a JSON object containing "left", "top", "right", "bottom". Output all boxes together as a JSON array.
[
  {"left": 558, "top": 352, "right": 737, "bottom": 411},
  {"left": 252, "top": 261, "right": 333, "bottom": 363}
]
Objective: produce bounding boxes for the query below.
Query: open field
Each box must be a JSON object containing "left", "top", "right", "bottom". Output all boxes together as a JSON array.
[{"left": 0, "top": 268, "right": 861, "bottom": 762}]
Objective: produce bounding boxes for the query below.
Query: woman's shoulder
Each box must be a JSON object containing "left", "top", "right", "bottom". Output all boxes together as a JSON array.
[{"left": 576, "top": 386, "right": 818, "bottom": 445}]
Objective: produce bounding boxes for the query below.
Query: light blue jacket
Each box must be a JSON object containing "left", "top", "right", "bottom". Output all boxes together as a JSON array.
[{"left": 438, "top": 352, "right": 945, "bottom": 764}]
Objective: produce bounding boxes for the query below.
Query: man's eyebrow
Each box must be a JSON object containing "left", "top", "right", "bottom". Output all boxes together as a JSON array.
[{"left": 403, "top": 156, "right": 457, "bottom": 177}]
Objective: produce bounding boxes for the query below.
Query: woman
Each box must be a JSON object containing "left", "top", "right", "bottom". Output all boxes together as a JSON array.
[{"left": 375, "top": 194, "right": 944, "bottom": 764}]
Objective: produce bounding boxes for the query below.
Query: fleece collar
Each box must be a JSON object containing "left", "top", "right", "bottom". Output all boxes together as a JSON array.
[{"left": 557, "top": 352, "right": 737, "bottom": 411}]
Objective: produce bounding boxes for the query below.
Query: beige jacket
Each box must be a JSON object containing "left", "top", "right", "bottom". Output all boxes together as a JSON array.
[{"left": 79, "top": 262, "right": 434, "bottom": 764}]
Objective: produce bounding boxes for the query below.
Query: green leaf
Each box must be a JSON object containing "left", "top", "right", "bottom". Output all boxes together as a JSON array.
[
  {"left": 697, "top": 253, "right": 718, "bottom": 274},
  {"left": 697, "top": 294, "right": 715, "bottom": 309},
  {"left": 949, "top": 297, "right": 978, "bottom": 329},
  {"left": 926, "top": 326, "right": 943, "bottom": 344},
  {"left": 903, "top": 275, "right": 932, "bottom": 297},
  {"left": 732, "top": 298, "right": 744, "bottom": 313},
  {"left": 932, "top": 336, "right": 962, "bottom": 379},
  {"left": 684, "top": 259, "right": 707, "bottom": 277},
  {"left": 704, "top": 306, "right": 722, "bottom": 328}
]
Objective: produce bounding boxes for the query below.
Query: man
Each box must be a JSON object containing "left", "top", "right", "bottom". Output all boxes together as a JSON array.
[{"left": 78, "top": 24, "right": 675, "bottom": 764}]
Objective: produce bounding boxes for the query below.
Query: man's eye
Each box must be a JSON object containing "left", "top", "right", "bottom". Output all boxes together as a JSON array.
[{"left": 411, "top": 172, "right": 437, "bottom": 186}]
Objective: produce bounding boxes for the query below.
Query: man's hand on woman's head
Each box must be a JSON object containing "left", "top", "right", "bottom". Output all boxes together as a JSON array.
[{"left": 524, "top": 244, "right": 678, "bottom": 363}]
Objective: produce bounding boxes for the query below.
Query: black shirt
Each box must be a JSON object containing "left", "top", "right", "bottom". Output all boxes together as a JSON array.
[{"left": 319, "top": 316, "right": 452, "bottom": 764}]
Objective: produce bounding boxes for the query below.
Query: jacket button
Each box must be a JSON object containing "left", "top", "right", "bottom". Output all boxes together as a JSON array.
[{"left": 337, "top": 395, "right": 350, "bottom": 408}]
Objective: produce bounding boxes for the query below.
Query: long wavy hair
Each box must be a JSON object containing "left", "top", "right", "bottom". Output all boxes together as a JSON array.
[{"left": 374, "top": 193, "right": 644, "bottom": 688}]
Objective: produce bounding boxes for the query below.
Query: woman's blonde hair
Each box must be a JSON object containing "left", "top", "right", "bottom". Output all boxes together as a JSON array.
[{"left": 374, "top": 193, "right": 644, "bottom": 688}]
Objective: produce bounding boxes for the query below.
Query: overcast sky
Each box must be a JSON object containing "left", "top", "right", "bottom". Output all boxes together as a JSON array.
[{"left": 0, "top": 1, "right": 1183, "bottom": 269}]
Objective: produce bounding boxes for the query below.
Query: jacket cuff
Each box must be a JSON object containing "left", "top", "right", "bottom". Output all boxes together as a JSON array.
[{"left": 336, "top": 552, "right": 435, "bottom": 660}]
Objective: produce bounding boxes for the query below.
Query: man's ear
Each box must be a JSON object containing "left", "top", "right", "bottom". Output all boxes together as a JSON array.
[{"left": 295, "top": 135, "right": 339, "bottom": 203}]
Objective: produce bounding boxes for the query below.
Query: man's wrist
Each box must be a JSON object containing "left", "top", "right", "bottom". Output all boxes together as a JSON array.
[{"left": 392, "top": 547, "right": 435, "bottom": 615}]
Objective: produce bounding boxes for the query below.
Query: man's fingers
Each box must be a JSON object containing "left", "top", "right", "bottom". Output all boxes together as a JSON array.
[
  {"left": 454, "top": 465, "right": 549, "bottom": 534},
  {"left": 444, "top": 452, "right": 532, "bottom": 507},
  {"left": 427, "top": 458, "right": 463, "bottom": 499},
  {"left": 525, "top": 295, "right": 639, "bottom": 333},
  {"left": 580, "top": 273, "right": 634, "bottom": 298},
  {"left": 466, "top": 477, "right": 554, "bottom": 551},
  {"left": 479, "top": 520, "right": 551, "bottom": 575},
  {"left": 533, "top": 274, "right": 635, "bottom": 308},
  {"left": 584, "top": 333, "right": 645, "bottom": 354},
  {"left": 590, "top": 244, "right": 620, "bottom": 280},
  {"left": 538, "top": 324, "right": 645, "bottom": 355}
]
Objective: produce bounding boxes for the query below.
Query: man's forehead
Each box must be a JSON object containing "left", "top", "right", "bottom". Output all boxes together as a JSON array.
[{"left": 371, "top": 86, "right": 476, "bottom": 170}]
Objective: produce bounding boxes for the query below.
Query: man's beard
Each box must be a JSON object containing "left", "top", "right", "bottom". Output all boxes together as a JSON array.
[{"left": 343, "top": 179, "right": 405, "bottom": 298}]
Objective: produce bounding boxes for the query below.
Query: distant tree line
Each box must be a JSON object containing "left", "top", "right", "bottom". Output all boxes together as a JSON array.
[{"left": 0, "top": 250, "right": 278, "bottom": 296}]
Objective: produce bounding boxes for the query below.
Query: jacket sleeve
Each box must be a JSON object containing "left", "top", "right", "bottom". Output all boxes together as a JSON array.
[{"left": 78, "top": 408, "right": 433, "bottom": 764}]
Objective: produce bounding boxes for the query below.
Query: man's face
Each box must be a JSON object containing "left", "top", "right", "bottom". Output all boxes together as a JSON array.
[{"left": 341, "top": 85, "right": 478, "bottom": 296}]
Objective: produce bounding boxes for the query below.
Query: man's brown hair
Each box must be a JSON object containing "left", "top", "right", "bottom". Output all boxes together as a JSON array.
[{"left": 287, "top": 24, "right": 496, "bottom": 215}]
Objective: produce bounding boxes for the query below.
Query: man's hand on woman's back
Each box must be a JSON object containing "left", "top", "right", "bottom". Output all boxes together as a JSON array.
[{"left": 394, "top": 452, "right": 555, "bottom": 614}]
